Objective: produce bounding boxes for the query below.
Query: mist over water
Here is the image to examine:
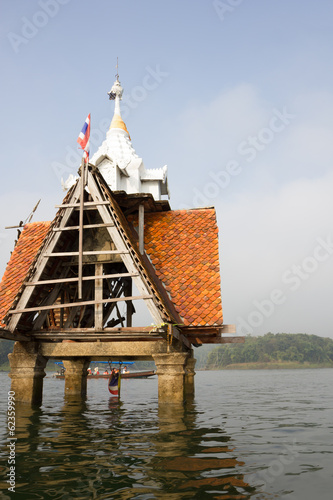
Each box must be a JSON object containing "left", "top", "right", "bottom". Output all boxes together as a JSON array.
[{"left": 0, "top": 369, "right": 332, "bottom": 499}]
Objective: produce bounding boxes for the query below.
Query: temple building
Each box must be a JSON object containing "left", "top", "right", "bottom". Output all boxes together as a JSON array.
[{"left": 0, "top": 74, "right": 241, "bottom": 405}]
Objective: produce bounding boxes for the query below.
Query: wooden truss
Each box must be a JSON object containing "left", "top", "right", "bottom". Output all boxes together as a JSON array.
[
  {"left": 5, "top": 166, "right": 182, "bottom": 344},
  {"left": 2, "top": 165, "right": 241, "bottom": 348}
]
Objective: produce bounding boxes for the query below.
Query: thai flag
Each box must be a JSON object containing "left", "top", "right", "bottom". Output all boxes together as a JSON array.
[
  {"left": 77, "top": 113, "right": 90, "bottom": 162},
  {"left": 108, "top": 370, "right": 121, "bottom": 397}
]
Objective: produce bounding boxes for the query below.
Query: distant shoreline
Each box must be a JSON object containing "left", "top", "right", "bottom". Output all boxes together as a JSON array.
[{"left": 214, "top": 361, "right": 333, "bottom": 370}]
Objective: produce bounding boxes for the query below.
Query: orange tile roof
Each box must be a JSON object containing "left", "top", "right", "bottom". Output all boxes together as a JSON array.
[
  {"left": 131, "top": 208, "right": 223, "bottom": 327},
  {"left": 0, "top": 208, "right": 223, "bottom": 329},
  {"left": 0, "top": 222, "right": 51, "bottom": 324}
]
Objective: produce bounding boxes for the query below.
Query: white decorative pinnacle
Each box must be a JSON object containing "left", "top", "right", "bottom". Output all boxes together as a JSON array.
[
  {"left": 89, "top": 70, "right": 169, "bottom": 199},
  {"left": 108, "top": 77, "right": 124, "bottom": 117},
  {"left": 108, "top": 78, "right": 123, "bottom": 100}
]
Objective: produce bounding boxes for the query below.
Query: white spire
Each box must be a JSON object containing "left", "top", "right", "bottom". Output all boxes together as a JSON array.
[
  {"left": 90, "top": 68, "right": 169, "bottom": 200},
  {"left": 90, "top": 74, "right": 137, "bottom": 170}
]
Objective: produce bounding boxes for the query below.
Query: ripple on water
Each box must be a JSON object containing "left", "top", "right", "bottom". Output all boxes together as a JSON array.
[{"left": 0, "top": 370, "right": 332, "bottom": 499}]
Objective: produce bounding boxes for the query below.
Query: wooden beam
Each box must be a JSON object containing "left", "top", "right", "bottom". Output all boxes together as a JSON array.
[
  {"left": 192, "top": 336, "right": 245, "bottom": 344},
  {"left": 170, "top": 325, "right": 191, "bottom": 349},
  {"left": 220, "top": 324, "right": 236, "bottom": 334},
  {"left": 32, "top": 326, "right": 167, "bottom": 334},
  {"left": 39, "top": 340, "right": 169, "bottom": 358},
  {"left": 183, "top": 328, "right": 220, "bottom": 337},
  {"left": 55, "top": 201, "right": 110, "bottom": 208},
  {"left": 95, "top": 263, "right": 103, "bottom": 329},
  {"left": 43, "top": 250, "right": 129, "bottom": 257},
  {"left": 32, "top": 282, "right": 65, "bottom": 331},
  {"left": 139, "top": 203, "right": 144, "bottom": 255},
  {"left": 0, "top": 329, "right": 31, "bottom": 341},
  {"left": 25, "top": 272, "right": 139, "bottom": 286},
  {"left": 126, "top": 279, "right": 133, "bottom": 327},
  {"left": 78, "top": 158, "right": 85, "bottom": 299},
  {"left": 33, "top": 333, "right": 164, "bottom": 341},
  {"left": 53, "top": 223, "right": 114, "bottom": 232},
  {"left": 8, "top": 295, "right": 154, "bottom": 315}
]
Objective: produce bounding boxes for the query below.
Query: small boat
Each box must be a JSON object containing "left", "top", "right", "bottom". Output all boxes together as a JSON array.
[{"left": 53, "top": 370, "right": 156, "bottom": 380}]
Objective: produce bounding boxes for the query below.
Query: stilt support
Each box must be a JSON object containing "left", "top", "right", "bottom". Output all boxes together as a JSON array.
[
  {"left": 63, "top": 358, "right": 90, "bottom": 398},
  {"left": 184, "top": 353, "right": 196, "bottom": 397},
  {"left": 8, "top": 342, "right": 47, "bottom": 405},
  {"left": 153, "top": 353, "right": 188, "bottom": 403}
]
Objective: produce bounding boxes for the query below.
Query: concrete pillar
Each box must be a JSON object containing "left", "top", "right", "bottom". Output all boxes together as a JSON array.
[
  {"left": 184, "top": 354, "right": 196, "bottom": 397},
  {"left": 153, "top": 352, "right": 188, "bottom": 403},
  {"left": 63, "top": 358, "right": 90, "bottom": 398},
  {"left": 8, "top": 342, "right": 47, "bottom": 406}
]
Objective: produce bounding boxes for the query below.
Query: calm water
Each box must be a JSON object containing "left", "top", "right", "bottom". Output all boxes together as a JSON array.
[{"left": 0, "top": 369, "right": 332, "bottom": 499}]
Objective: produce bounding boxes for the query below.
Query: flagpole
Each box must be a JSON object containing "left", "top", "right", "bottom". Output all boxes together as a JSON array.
[
  {"left": 77, "top": 113, "right": 90, "bottom": 300},
  {"left": 78, "top": 156, "right": 85, "bottom": 299}
]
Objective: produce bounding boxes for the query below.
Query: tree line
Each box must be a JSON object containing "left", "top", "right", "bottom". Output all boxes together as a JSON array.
[{"left": 206, "top": 333, "right": 333, "bottom": 369}]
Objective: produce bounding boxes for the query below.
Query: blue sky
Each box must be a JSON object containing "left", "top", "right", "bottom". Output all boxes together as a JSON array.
[{"left": 1, "top": 0, "right": 333, "bottom": 338}]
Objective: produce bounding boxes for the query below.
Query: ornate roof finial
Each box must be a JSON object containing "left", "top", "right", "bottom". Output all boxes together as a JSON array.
[
  {"left": 108, "top": 57, "right": 123, "bottom": 101},
  {"left": 107, "top": 59, "right": 129, "bottom": 137}
]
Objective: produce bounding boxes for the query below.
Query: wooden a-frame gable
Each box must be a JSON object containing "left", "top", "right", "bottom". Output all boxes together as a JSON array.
[{"left": 4, "top": 166, "right": 184, "bottom": 344}]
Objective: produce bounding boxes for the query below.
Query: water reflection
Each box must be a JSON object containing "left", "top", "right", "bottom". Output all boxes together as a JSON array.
[
  {"left": 1, "top": 395, "right": 257, "bottom": 499},
  {"left": 151, "top": 402, "right": 254, "bottom": 499}
]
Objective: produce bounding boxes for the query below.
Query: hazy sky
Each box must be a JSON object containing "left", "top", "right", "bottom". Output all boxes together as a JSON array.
[{"left": 1, "top": 0, "right": 333, "bottom": 339}]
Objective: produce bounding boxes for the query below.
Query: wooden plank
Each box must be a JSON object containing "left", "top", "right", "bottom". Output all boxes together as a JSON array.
[
  {"left": 24, "top": 272, "right": 139, "bottom": 286},
  {"left": 8, "top": 294, "right": 154, "bottom": 314},
  {"left": 184, "top": 329, "right": 219, "bottom": 336},
  {"left": 126, "top": 279, "right": 133, "bottom": 327},
  {"left": 95, "top": 263, "right": 103, "bottom": 329},
  {"left": 220, "top": 324, "right": 236, "bottom": 334},
  {"left": 55, "top": 201, "right": 110, "bottom": 208},
  {"left": 0, "top": 329, "right": 31, "bottom": 341},
  {"left": 139, "top": 203, "right": 144, "bottom": 255},
  {"left": 43, "top": 250, "right": 129, "bottom": 257},
  {"left": 32, "top": 326, "right": 167, "bottom": 334},
  {"left": 32, "top": 282, "right": 65, "bottom": 330},
  {"left": 53, "top": 223, "right": 114, "bottom": 232},
  {"left": 195, "top": 336, "right": 245, "bottom": 344},
  {"left": 63, "top": 284, "right": 83, "bottom": 328},
  {"left": 33, "top": 333, "right": 164, "bottom": 341},
  {"left": 74, "top": 206, "right": 105, "bottom": 211},
  {"left": 78, "top": 158, "right": 85, "bottom": 299},
  {"left": 170, "top": 325, "right": 191, "bottom": 349}
]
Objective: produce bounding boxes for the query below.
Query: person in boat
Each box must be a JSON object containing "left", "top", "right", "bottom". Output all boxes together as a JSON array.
[
  {"left": 103, "top": 370, "right": 109, "bottom": 375},
  {"left": 87, "top": 368, "right": 92, "bottom": 375},
  {"left": 121, "top": 366, "right": 129, "bottom": 374},
  {"left": 94, "top": 367, "right": 99, "bottom": 375}
]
